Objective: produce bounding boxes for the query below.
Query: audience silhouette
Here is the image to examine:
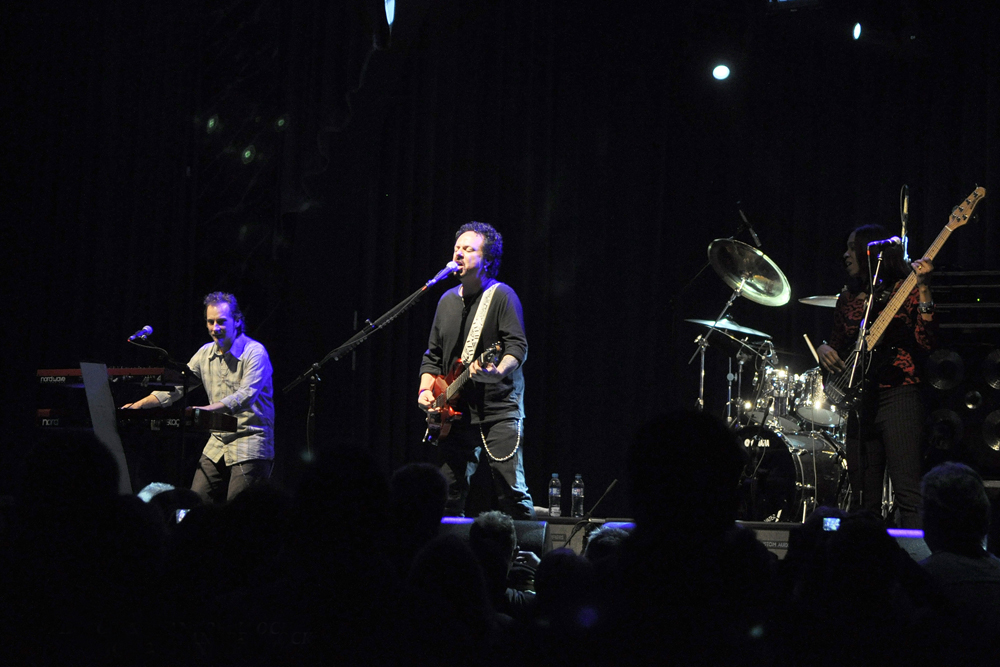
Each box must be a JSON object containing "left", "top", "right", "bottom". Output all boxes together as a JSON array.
[{"left": 6, "top": 425, "right": 1000, "bottom": 665}]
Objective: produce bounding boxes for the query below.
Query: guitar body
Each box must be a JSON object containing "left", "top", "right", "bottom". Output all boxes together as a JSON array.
[
  {"left": 424, "top": 342, "right": 503, "bottom": 444},
  {"left": 824, "top": 345, "right": 896, "bottom": 411},
  {"left": 425, "top": 359, "right": 467, "bottom": 441}
]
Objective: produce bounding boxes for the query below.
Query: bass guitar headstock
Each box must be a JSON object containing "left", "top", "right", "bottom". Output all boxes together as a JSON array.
[{"left": 947, "top": 187, "right": 986, "bottom": 231}]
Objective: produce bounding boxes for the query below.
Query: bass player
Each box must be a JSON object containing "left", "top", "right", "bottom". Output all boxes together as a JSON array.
[
  {"left": 817, "top": 224, "right": 936, "bottom": 528},
  {"left": 417, "top": 222, "right": 534, "bottom": 519}
]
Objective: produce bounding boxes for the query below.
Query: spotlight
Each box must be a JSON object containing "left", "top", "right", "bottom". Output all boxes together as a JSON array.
[
  {"left": 241, "top": 145, "right": 256, "bottom": 164},
  {"left": 713, "top": 65, "right": 731, "bottom": 80},
  {"left": 385, "top": 0, "right": 395, "bottom": 29},
  {"left": 207, "top": 115, "right": 220, "bottom": 134},
  {"left": 853, "top": 23, "right": 862, "bottom": 40}
]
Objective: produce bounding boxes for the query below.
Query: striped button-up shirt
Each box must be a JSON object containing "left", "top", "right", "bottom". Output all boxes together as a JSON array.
[{"left": 152, "top": 334, "right": 274, "bottom": 465}]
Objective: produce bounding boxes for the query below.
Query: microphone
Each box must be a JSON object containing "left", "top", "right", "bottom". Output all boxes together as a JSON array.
[
  {"left": 738, "top": 208, "right": 762, "bottom": 248},
  {"left": 425, "top": 261, "right": 459, "bottom": 288},
  {"left": 127, "top": 325, "right": 153, "bottom": 342},
  {"left": 867, "top": 236, "right": 902, "bottom": 249}
]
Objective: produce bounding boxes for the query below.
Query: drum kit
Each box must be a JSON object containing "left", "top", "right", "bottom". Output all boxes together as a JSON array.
[{"left": 687, "top": 238, "right": 850, "bottom": 524}]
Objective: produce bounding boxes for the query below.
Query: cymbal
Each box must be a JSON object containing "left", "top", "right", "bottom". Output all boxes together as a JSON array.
[
  {"left": 685, "top": 317, "right": 771, "bottom": 338},
  {"left": 708, "top": 239, "right": 791, "bottom": 307},
  {"left": 798, "top": 295, "right": 838, "bottom": 308}
]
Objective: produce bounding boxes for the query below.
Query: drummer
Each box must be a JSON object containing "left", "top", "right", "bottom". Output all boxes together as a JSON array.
[{"left": 816, "top": 224, "right": 936, "bottom": 529}]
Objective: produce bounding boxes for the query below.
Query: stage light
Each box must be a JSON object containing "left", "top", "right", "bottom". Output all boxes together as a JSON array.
[
  {"left": 713, "top": 65, "right": 731, "bottom": 80},
  {"left": 385, "top": 0, "right": 395, "bottom": 29},
  {"left": 207, "top": 115, "right": 219, "bottom": 134},
  {"left": 241, "top": 145, "right": 256, "bottom": 164},
  {"left": 853, "top": 23, "right": 862, "bottom": 39}
]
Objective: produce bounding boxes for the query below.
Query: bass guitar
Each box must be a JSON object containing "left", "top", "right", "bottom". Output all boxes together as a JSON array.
[
  {"left": 424, "top": 342, "right": 503, "bottom": 443},
  {"left": 824, "top": 186, "right": 986, "bottom": 410}
]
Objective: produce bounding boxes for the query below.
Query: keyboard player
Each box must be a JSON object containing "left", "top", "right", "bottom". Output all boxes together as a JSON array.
[{"left": 123, "top": 292, "right": 274, "bottom": 504}]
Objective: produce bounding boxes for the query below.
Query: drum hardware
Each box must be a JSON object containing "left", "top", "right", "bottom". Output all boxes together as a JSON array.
[
  {"left": 689, "top": 239, "right": 790, "bottom": 413},
  {"left": 686, "top": 317, "right": 772, "bottom": 423}
]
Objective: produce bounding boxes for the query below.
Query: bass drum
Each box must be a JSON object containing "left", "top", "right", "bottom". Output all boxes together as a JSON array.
[{"left": 736, "top": 425, "right": 846, "bottom": 523}]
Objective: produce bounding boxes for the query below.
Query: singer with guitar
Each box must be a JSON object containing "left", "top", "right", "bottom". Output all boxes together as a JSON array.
[
  {"left": 817, "top": 225, "right": 937, "bottom": 528},
  {"left": 417, "top": 222, "right": 534, "bottom": 519}
]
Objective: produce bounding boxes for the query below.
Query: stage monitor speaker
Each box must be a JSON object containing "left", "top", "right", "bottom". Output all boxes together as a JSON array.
[
  {"left": 439, "top": 518, "right": 551, "bottom": 556},
  {"left": 545, "top": 518, "right": 618, "bottom": 554},
  {"left": 738, "top": 521, "right": 795, "bottom": 559}
]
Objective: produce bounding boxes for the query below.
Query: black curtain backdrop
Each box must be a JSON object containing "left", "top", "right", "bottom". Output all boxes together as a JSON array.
[{"left": 6, "top": 0, "right": 997, "bottom": 518}]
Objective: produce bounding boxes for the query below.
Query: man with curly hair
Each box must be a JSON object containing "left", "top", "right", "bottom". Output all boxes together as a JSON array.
[{"left": 417, "top": 222, "right": 533, "bottom": 519}]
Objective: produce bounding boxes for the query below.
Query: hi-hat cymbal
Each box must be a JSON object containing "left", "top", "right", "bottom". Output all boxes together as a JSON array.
[
  {"left": 685, "top": 317, "right": 770, "bottom": 338},
  {"left": 798, "top": 295, "right": 838, "bottom": 308},
  {"left": 708, "top": 239, "right": 791, "bottom": 307}
]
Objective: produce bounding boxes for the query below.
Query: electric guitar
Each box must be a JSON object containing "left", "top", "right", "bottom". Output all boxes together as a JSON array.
[
  {"left": 824, "top": 186, "right": 985, "bottom": 410},
  {"left": 424, "top": 342, "right": 503, "bottom": 443}
]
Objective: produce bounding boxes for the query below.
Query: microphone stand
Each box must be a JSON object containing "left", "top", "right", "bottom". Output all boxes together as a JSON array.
[
  {"left": 283, "top": 269, "right": 454, "bottom": 456},
  {"left": 559, "top": 479, "right": 619, "bottom": 550}
]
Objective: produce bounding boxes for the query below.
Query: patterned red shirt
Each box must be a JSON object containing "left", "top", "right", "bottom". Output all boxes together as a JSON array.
[{"left": 828, "top": 282, "right": 937, "bottom": 388}]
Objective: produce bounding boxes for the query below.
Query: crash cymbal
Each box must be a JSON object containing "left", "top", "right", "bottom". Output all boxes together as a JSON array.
[
  {"left": 798, "top": 295, "right": 838, "bottom": 308},
  {"left": 685, "top": 316, "right": 771, "bottom": 338},
  {"left": 708, "top": 239, "right": 791, "bottom": 307}
]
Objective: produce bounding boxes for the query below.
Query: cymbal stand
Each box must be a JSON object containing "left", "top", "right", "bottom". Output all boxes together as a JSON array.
[
  {"left": 726, "top": 358, "right": 735, "bottom": 423},
  {"left": 689, "top": 278, "right": 746, "bottom": 412}
]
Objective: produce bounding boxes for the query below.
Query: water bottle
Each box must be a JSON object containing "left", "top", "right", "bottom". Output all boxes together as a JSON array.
[
  {"left": 548, "top": 473, "right": 562, "bottom": 517},
  {"left": 571, "top": 474, "right": 585, "bottom": 517}
]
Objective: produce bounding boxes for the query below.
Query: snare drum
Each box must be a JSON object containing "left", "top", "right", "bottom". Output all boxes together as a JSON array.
[
  {"left": 794, "top": 367, "right": 844, "bottom": 428},
  {"left": 736, "top": 425, "right": 846, "bottom": 523},
  {"left": 747, "top": 366, "right": 799, "bottom": 432}
]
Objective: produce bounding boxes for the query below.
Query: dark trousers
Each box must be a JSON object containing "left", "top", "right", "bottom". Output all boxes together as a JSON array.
[
  {"left": 845, "top": 384, "right": 925, "bottom": 528},
  {"left": 439, "top": 418, "right": 535, "bottom": 520},
  {"left": 191, "top": 453, "right": 273, "bottom": 504}
]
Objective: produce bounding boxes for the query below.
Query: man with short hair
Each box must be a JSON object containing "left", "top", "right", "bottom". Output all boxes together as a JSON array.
[
  {"left": 124, "top": 292, "right": 275, "bottom": 503},
  {"left": 919, "top": 462, "right": 1000, "bottom": 662},
  {"left": 417, "top": 222, "right": 533, "bottom": 519}
]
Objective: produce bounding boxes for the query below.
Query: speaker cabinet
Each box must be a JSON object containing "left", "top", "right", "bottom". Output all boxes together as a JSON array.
[{"left": 924, "top": 343, "right": 1000, "bottom": 475}]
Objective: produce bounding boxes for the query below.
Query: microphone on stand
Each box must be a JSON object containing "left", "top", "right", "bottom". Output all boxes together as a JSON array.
[
  {"left": 901, "top": 185, "right": 911, "bottom": 262},
  {"left": 127, "top": 325, "right": 154, "bottom": 342},
  {"left": 867, "top": 236, "right": 902, "bottom": 249},
  {"left": 738, "top": 208, "right": 762, "bottom": 247},
  {"left": 425, "top": 261, "right": 460, "bottom": 288}
]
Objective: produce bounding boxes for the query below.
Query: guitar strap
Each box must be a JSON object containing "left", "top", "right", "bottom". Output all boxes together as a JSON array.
[{"left": 461, "top": 282, "right": 501, "bottom": 365}]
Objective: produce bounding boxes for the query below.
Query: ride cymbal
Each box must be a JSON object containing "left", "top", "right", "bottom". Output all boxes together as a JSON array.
[{"left": 708, "top": 239, "right": 791, "bottom": 307}]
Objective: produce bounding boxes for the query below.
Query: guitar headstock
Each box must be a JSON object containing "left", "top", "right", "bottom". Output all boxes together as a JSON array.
[
  {"left": 947, "top": 187, "right": 986, "bottom": 230},
  {"left": 482, "top": 341, "right": 503, "bottom": 367}
]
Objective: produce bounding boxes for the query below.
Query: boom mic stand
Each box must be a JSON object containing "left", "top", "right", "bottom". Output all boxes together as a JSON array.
[{"left": 283, "top": 264, "right": 458, "bottom": 456}]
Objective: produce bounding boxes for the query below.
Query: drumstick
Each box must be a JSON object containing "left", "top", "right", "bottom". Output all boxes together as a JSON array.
[{"left": 802, "top": 333, "right": 820, "bottom": 364}]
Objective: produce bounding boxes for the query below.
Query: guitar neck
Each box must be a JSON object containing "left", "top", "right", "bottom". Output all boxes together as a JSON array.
[
  {"left": 442, "top": 345, "right": 501, "bottom": 403},
  {"left": 864, "top": 224, "right": 954, "bottom": 349},
  {"left": 445, "top": 366, "right": 474, "bottom": 401}
]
